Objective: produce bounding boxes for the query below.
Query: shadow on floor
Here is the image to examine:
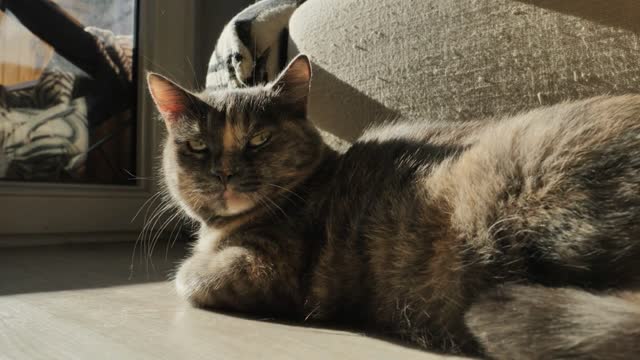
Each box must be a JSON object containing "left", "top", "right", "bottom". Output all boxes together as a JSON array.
[
  {"left": 198, "top": 307, "right": 479, "bottom": 359},
  {"left": 0, "top": 241, "right": 188, "bottom": 295}
]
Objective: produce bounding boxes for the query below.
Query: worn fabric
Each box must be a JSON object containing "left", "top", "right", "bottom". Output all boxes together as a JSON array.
[
  {"left": 205, "top": 0, "right": 303, "bottom": 90},
  {"left": 0, "top": 27, "right": 132, "bottom": 179},
  {"left": 204, "top": 0, "right": 351, "bottom": 150},
  {"left": 290, "top": 0, "right": 640, "bottom": 140}
]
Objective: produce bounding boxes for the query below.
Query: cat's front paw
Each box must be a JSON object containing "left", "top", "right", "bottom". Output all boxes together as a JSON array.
[{"left": 175, "top": 246, "right": 267, "bottom": 310}]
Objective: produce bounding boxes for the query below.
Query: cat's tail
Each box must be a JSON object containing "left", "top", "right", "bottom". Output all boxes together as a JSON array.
[{"left": 464, "top": 284, "right": 640, "bottom": 360}]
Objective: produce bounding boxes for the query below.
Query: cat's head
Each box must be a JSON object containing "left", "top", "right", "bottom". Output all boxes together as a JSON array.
[{"left": 148, "top": 55, "right": 324, "bottom": 223}]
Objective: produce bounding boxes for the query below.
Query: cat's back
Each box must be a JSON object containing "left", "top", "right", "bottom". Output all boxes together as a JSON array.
[
  {"left": 431, "top": 95, "right": 640, "bottom": 217},
  {"left": 322, "top": 117, "right": 479, "bottom": 224},
  {"left": 428, "top": 95, "right": 640, "bottom": 283},
  {"left": 326, "top": 116, "right": 488, "bottom": 195},
  {"left": 474, "top": 95, "right": 640, "bottom": 168},
  {"left": 323, "top": 95, "right": 640, "bottom": 266}
]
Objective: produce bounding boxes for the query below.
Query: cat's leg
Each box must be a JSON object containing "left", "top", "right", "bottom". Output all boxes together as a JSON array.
[
  {"left": 175, "top": 246, "right": 300, "bottom": 315},
  {"left": 465, "top": 284, "right": 640, "bottom": 360},
  {"left": 175, "top": 246, "right": 254, "bottom": 308}
]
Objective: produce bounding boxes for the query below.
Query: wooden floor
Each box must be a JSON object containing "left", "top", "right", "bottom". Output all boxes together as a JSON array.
[{"left": 0, "top": 242, "right": 468, "bottom": 360}]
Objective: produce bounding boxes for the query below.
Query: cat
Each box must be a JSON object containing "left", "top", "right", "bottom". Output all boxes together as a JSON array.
[{"left": 147, "top": 55, "right": 640, "bottom": 359}]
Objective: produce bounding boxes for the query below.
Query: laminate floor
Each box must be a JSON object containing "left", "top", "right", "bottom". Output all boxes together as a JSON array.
[{"left": 0, "top": 242, "right": 468, "bottom": 360}]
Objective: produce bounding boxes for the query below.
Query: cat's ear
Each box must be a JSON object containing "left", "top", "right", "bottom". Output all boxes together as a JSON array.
[
  {"left": 271, "top": 54, "right": 311, "bottom": 114},
  {"left": 147, "top": 72, "right": 196, "bottom": 124}
]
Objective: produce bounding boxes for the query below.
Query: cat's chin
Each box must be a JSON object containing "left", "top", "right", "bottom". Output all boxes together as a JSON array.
[{"left": 219, "top": 189, "right": 255, "bottom": 216}]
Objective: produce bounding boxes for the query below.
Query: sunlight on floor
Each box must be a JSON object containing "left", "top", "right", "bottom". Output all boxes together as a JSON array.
[{"left": 0, "top": 243, "right": 466, "bottom": 360}]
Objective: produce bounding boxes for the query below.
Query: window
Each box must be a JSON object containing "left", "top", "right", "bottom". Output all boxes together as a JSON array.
[
  {"left": 0, "top": 0, "right": 137, "bottom": 185},
  {"left": 0, "top": 0, "right": 195, "bottom": 240}
]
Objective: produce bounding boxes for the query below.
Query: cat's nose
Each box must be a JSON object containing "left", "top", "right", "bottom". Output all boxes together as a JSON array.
[{"left": 211, "top": 169, "right": 234, "bottom": 185}]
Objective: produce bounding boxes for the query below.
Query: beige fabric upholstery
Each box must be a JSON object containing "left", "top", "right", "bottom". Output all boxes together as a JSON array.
[{"left": 290, "top": 0, "right": 640, "bottom": 141}]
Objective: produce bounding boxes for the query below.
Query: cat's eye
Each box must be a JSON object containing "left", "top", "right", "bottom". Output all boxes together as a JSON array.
[
  {"left": 248, "top": 131, "right": 271, "bottom": 148},
  {"left": 187, "top": 140, "right": 208, "bottom": 152}
]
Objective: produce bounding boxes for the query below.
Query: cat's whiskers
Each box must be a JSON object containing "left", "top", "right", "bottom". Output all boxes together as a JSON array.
[
  {"left": 131, "top": 191, "right": 162, "bottom": 223},
  {"left": 194, "top": 190, "right": 212, "bottom": 214},
  {"left": 143, "top": 199, "right": 173, "bottom": 244},
  {"left": 149, "top": 211, "right": 181, "bottom": 261},
  {"left": 266, "top": 183, "right": 306, "bottom": 203},
  {"left": 123, "top": 169, "right": 155, "bottom": 182},
  {"left": 130, "top": 191, "right": 164, "bottom": 279},
  {"left": 165, "top": 218, "right": 186, "bottom": 260},
  {"left": 163, "top": 220, "right": 182, "bottom": 261},
  {"left": 141, "top": 205, "right": 167, "bottom": 267},
  {"left": 137, "top": 196, "right": 175, "bottom": 272},
  {"left": 252, "top": 194, "right": 279, "bottom": 219},
  {"left": 261, "top": 195, "right": 288, "bottom": 219},
  {"left": 304, "top": 304, "right": 322, "bottom": 321}
]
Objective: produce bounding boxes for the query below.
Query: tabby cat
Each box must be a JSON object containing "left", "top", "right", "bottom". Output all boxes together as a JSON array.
[{"left": 147, "top": 55, "right": 640, "bottom": 359}]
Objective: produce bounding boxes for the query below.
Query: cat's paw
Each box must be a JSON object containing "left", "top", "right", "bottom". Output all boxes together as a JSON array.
[{"left": 175, "top": 246, "right": 261, "bottom": 309}]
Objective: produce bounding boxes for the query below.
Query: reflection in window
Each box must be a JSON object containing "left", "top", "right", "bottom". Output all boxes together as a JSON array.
[{"left": 0, "top": 0, "right": 137, "bottom": 185}]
